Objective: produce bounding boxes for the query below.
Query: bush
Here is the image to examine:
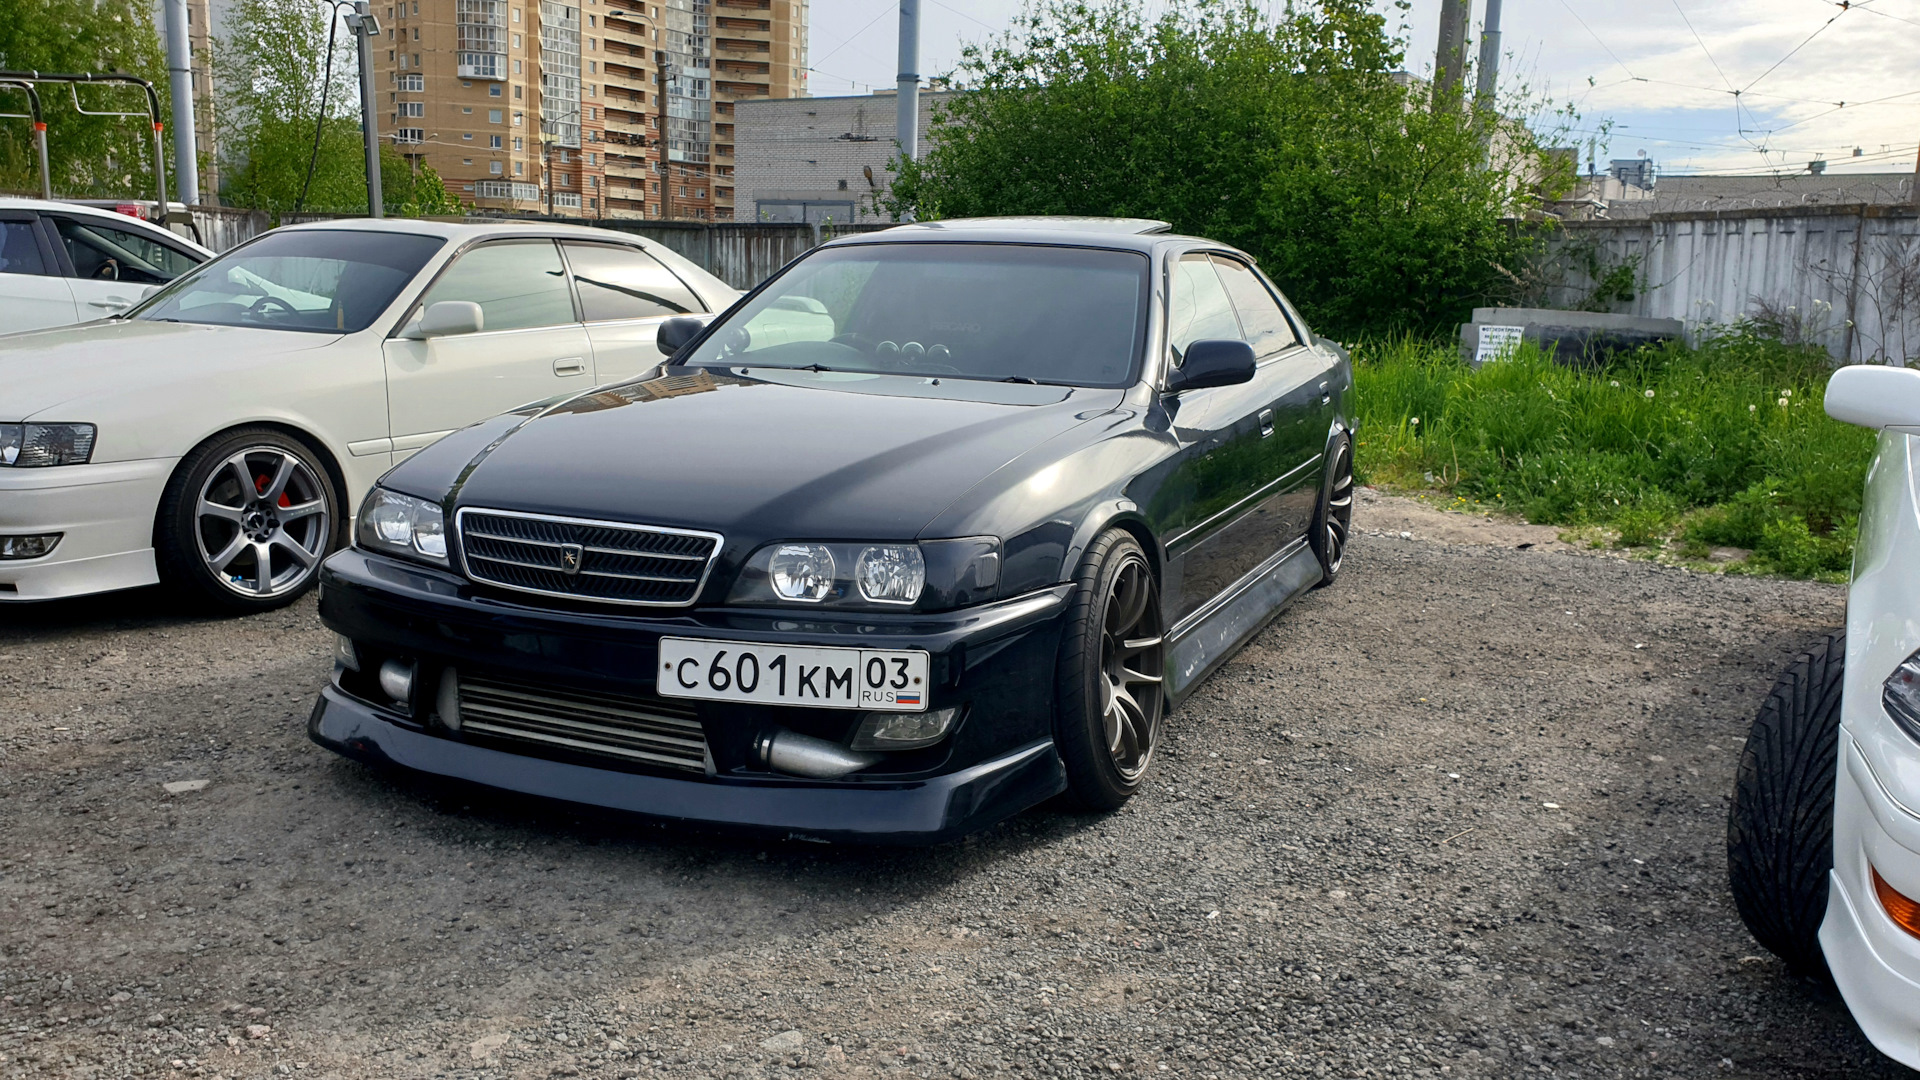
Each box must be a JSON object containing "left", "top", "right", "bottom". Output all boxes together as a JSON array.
[{"left": 1351, "top": 327, "right": 1875, "bottom": 579}]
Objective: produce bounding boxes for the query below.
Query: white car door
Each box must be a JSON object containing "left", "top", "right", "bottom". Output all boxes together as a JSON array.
[
  {"left": 561, "top": 240, "right": 709, "bottom": 380},
  {"left": 0, "top": 214, "right": 78, "bottom": 332},
  {"left": 44, "top": 213, "right": 201, "bottom": 319},
  {"left": 383, "top": 238, "right": 593, "bottom": 458}
]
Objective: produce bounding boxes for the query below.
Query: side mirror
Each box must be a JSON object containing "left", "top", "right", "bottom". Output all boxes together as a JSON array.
[
  {"left": 413, "top": 300, "right": 484, "bottom": 338},
  {"left": 1166, "top": 339, "right": 1257, "bottom": 394},
  {"left": 656, "top": 315, "right": 706, "bottom": 357},
  {"left": 1826, "top": 365, "right": 1920, "bottom": 432}
]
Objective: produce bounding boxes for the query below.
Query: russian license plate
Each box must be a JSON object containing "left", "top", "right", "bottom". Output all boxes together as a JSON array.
[{"left": 656, "top": 637, "right": 929, "bottom": 712}]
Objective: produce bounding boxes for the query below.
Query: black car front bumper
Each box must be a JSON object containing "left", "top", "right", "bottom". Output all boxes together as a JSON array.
[{"left": 309, "top": 549, "right": 1073, "bottom": 843}]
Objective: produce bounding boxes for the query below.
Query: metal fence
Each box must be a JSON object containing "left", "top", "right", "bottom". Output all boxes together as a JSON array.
[
  {"left": 184, "top": 208, "right": 895, "bottom": 290},
  {"left": 1544, "top": 204, "right": 1920, "bottom": 364}
]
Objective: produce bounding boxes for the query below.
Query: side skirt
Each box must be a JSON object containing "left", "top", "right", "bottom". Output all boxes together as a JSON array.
[{"left": 1164, "top": 536, "right": 1322, "bottom": 706}]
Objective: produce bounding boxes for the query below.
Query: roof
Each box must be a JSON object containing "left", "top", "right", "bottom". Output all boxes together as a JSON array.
[
  {"left": 271, "top": 216, "right": 668, "bottom": 244},
  {"left": 0, "top": 197, "right": 215, "bottom": 255},
  {"left": 822, "top": 216, "right": 1197, "bottom": 255},
  {"left": 1602, "top": 172, "right": 1917, "bottom": 218}
]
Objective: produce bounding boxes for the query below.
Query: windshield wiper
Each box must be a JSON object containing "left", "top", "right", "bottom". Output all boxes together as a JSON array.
[
  {"left": 794, "top": 363, "right": 834, "bottom": 372},
  {"left": 1000, "top": 375, "right": 1039, "bottom": 384}
]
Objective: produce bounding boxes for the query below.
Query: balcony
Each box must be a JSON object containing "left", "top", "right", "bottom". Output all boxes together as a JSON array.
[
  {"left": 715, "top": 81, "right": 768, "bottom": 97},
  {"left": 473, "top": 179, "right": 540, "bottom": 202},
  {"left": 715, "top": 0, "right": 770, "bottom": 9},
  {"left": 715, "top": 38, "right": 770, "bottom": 53}
]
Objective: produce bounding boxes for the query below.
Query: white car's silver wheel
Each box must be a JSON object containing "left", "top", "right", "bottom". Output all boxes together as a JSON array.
[
  {"left": 157, "top": 428, "right": 342, "bottom": 612},
  {"left": 194, "top": 446, "right": 332, "bottom": 598}
]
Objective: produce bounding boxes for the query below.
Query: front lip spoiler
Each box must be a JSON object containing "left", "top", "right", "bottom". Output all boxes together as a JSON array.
[{"left": 307, "top": 687, "right": 1067, "bottom": 844}]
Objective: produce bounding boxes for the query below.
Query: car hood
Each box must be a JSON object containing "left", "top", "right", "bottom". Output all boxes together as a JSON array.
[
  {"left": 426, "top": 367, "right": 1125, "bottom": 542},
  {"left": 0, "top": 319, "right": 341, "bottom": 420}
]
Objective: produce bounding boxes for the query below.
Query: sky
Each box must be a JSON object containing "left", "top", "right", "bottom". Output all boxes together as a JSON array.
[{"left": 803, "top": 0, "right": 1920, "bottom": 177}]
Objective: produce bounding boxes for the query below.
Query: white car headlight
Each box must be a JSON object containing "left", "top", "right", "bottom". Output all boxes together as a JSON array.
[
  {"left": 729, "top": 538, "right": 995, "bottom": 610},
  {"left": 854, "top": 544, "right": 925, "bottom": 605},
  {"left": 768, "top": 543, "right": 836, "bottom": 602},
  {"left": 356, "top": 487, "right": 448, "bottom": 564},
  {"left": 0, "top": 423, "right": 96, "bottom": 467}
]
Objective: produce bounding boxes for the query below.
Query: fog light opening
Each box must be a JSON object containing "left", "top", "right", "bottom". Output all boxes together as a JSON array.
[
  {"left": 1872, "top": 866, "right": 1920, "bottom": 941},
  {"left": 0, "top": 533, "right": 62, "bottom": 560},
  {"left": 435, "top": 667, "right": 462, "bottom": 732},
  {"left": 850, "top": 706, "right": 960, "bottom": 751},
  {"left": 377, "top": 659, "right": 416, "bottom": 706},
  {"left": 755, "top": 729, "right": 882, "bottom": 779},
  {"left": 334, "top": 635, "right": 360, "bottom": 672}
]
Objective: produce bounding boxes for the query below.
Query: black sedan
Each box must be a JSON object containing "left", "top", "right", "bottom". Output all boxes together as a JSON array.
[{"left": 309, "top": 217, "right": 1354, "bottom": 842}]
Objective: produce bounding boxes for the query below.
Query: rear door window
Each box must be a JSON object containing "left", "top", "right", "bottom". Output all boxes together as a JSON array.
[
  {"left": 0, "top": 219, "right": 49, "bottom": 275},
  {"left": 563, "top": 242, "right": 703, "bottom": 320}
]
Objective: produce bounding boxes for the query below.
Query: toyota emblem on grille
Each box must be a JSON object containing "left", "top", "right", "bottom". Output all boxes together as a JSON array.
[{"left": 560, "top": 542, "right": 585, "bottom": 576}]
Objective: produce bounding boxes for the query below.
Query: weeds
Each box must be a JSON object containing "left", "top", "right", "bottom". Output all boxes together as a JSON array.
[{"left": 1350, "top": 325, "right": 1876, "bottom": 580}]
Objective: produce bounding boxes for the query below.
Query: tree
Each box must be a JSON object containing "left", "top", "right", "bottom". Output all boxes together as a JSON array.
[
  {"left": 0, "top": 0, "right": 170, "bottom": 198},
  {"left": 216, "top": 0, "right": 366, "bottom": 213},
  {"left": 382, "top": 151, "right": 464, "bottom": 217},
  {"left": 882, "top": 0, "right": 1558, "bottom": 338}
]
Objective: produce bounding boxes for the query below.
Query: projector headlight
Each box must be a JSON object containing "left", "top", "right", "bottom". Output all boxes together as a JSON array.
[
  {"left": 355, "top": 487, "right": 448, "bottom": 565},
  {"left": 729, "top": 538, "right": 997, "bottom": 611},
  {"left": 0, "top": 423, "right": 96, "bottom": 467}
]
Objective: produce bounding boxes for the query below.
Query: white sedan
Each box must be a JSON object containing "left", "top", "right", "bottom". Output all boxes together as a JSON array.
[
  {"left": 1, "top": 198, "right": 214, "bottom": 330},
  {"left": 1729, "top": 363, "right": 1920, "bottom": 1070},
  {"left": 0, "top": 219, "right": 736, "bottom": 611}
]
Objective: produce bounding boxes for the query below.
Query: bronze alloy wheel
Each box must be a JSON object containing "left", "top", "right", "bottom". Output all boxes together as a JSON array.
[
  {"left": 1099, "top": 551, "right": 1165, "bottom": 782},
  {"left": 193, "top": 445, "right": 332, "bottom": 599}
]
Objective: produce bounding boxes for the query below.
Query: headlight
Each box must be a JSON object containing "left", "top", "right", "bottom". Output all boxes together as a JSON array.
[
  {"left": 768, "top": 543, "right": 835, "bottom": 602},
  {"left": 1883, "top": 647, "right": 1920, "bottom": 744},
  {"left": 0, "top": 423, "right": 96, "bottom": 467},
  {"left": 729, "top": 537, "right": 998, "bottom": 610},
  {"left": 355, "top": 487, "right": 448, "bottom": 564}
]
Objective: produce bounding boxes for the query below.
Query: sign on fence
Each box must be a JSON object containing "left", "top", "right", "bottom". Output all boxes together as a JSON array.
[{"left": 1475, "top": 324, "right": 1525, "bottom": 363}]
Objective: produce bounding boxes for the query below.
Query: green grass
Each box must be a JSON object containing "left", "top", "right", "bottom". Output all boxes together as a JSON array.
[{"left": 1350, "top": 327, "right": 1877, "bottom": 580}]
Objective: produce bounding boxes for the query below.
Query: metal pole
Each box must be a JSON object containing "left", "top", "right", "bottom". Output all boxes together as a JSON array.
[
  {"left": 162, "top": 0, "right": 200, "bottom": 205},
  {"left": 657, "top": 53, "right": 671, "bottom": 221},
  {"left": 151, "top": 119, "right": 170, "bottom": 220},
  {"left": 33, "top": 121, "right": 51, "bottom": 199},
  {"left": 350, "top": 2, "right": 384, "bottom": 217},
  {"left": 1434, "top": 0, "right": 1470, "bottom": 97},
  {"left": 896, "top": 0, "right": 919, "bottom": 161},
  {"left": 1474, "top": 0, "right": 1502, "bottom": 106}
]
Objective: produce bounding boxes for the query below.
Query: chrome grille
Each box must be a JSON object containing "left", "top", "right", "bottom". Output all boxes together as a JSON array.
[
  {"left": 455, "top": 671, "right": 709, "bottom": 773},
  {"left": 457, "top": 508, "right": 721, "bottom": 606}
]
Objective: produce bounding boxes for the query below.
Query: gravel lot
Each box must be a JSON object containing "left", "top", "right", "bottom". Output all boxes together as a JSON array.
[{"left": 2, "top": 494, "right": 1906, "bottom": 1080}]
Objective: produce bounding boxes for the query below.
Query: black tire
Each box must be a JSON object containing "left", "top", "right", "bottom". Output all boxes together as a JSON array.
[
  {"left": 1309, "top": 431, "right": 1353, "bottom": 586},
  {"left": 154, "top": 427, "right": 345, "bottom": 614},
  {"left": 1728, "top": 630, "right": 1845, "bottom": 980},
  {"left": 1054, "top": 529, "right": 1166, "bottom": 811}
]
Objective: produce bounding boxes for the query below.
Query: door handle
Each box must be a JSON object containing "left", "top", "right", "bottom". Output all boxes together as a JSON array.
[
  {"left": 89, "top": 298, "right": 131, "bottom": 309},
  {"left": 1319, "top": 380, "right": 1331, "bottom": 406},
  {"left": 1258, "top": 408, "right": 1275, "bottom": 438},
  {"left": 553, "top": 357, "right": 588, "bottom": 376}
]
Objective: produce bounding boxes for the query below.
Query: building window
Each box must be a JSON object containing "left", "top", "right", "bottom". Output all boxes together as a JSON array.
[
  {"left": 490, "top": 109, "right": 502, "bottom": 123},
  {"left": 463, "top": 133, "right": 473, "bottom": 140},
  {"left": 514, "top": 161, "right": 524, "bottom": 174},
  {"left": 490, "top": 134, "right": 503, "bottom": 148},
  {"left": 399, "top": 101, "right": 424, "bottom": 118},
  {"left": 560, "top": 173, "right": 570, "bottom": 187},
  {"left": 513, "top": 111, "right": 523, "bottom": 126},
  {"left": 511, "top": 33, "right": 520, "bottom": 47},
  {"left": 396, "top": 52, "right": 405, "bottom": 67},
  {"left": 514, "top": 61, "right": 522, "bottom": 75},
  {"left": 511, "top": 6, "right": 519, "bottom": 19},
  {"left": 587, "top": 176, "right": 596, "bottom": 189},
  {"left": 514, "top": 136, "right": 523, "bottom": 150},
  {"left": 587, "top": 13, "right": 594, "bottom": 25},
  {"left": 395, "top": 128, "right": 425, "bottom": 143},
  {"left": 491, "top": 161, "right": 503, "bottom": 174},
  {"left": 490, "top": 84, "right": 501, "bottom": 96},
  {"left": 462, "top": 157, "right": 474, "bottom": 165},
  {"left": 411, "top": 26, "right": 419, "bottom": 39},
  {"left": 589, "top": 37, "right": 596, "bottom": 49},
  {"left": 588, "top": 61, "right": 596, "bottom": 74},
  {"left": 400, "top": 73, "right": 424, "bottom": 91}
]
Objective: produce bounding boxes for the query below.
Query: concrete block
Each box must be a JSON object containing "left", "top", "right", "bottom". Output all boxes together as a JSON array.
[{"left": 1460, "top": 307, "right": 1684, "bottom": 366}]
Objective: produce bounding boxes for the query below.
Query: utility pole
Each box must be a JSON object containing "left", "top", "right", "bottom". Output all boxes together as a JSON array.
[
  {"left": 345, "top": 1, "right": 384, "bottom": 217},
  {"left": 656, "top": 50, "right": 672, "bottom": 221},
  {"left": 161, "top": 0, "right": 200, "bottom": 206},
  {"left": 1474, "top": 0, "right": 1502, "bottom": 107},
  {"left": 896, "top": 0, "right": 919, "bottom": 161},
  {"left": 1434, "top": 0, "right": 1471, "bottom": 97}
]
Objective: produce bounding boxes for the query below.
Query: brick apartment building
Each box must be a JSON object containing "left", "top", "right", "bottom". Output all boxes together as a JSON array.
[{"left": 373, "top": 0, "right": 806, "bottom": 219}]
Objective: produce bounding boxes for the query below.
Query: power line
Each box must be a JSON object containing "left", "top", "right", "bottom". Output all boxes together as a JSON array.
[
  {"left": 1555, "top": 0, "right": 1635, "bottom": 78},
  {"left": 1742, "top": 7, "right": 1846, "bottom": 94},
  {"left": 926, "top": 0, "right": 997, "bottom": 32},
  {"left": 812, "top": 2, "right": 897, "bottom": 69},
  {"left": 1669, "top": 0, "right": 1736, "bottom": 93}
]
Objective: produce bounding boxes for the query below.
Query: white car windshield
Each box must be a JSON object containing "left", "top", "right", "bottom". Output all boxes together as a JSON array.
[
  {"left": 678, "top": 242, "right": 1151, "bottom": 388},
  {"left": 135, "top": 229, "right": 445, "bottom": 333}
]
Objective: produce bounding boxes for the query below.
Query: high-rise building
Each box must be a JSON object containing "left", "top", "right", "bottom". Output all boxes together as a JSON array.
[{"left": 371, "top": 0, "right": 801, "bottom": 218}]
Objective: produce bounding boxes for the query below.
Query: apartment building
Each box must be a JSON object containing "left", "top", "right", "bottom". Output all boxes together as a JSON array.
[{"left": 372, "top": 0, "right": 802, "bottom": 218}]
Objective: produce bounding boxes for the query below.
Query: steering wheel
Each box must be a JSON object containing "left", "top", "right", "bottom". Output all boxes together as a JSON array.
[
  {"left": 93, "top": 258, "right": 120, "bottom": 282},
  {"left": 246, "top": 295, "right": 299, "bottom": 319}
]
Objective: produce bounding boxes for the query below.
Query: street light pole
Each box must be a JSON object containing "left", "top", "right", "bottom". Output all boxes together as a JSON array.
[
  {"left": 345, "top": 1, "right": 385, "bottom": 217},
  {"left": 655, "top": 51, "right": 672, "bottom": 221}
]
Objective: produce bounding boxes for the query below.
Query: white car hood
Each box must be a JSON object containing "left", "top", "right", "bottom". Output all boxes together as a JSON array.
[{"left": 0, "top": 319, "right": 342, "bottom": 420}]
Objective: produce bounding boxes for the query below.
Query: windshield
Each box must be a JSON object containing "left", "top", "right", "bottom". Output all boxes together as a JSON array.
[
  {"left": 134, "top": 229, "right": 445, "bottom": 333},
  {"left": 679, "top": 242, "right": 1150, "bottom": 387}
]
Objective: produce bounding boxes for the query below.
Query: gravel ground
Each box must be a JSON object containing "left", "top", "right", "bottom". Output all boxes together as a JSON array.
[{"left": 1, "top": 494, "right": 1906, "bottom": 1080}]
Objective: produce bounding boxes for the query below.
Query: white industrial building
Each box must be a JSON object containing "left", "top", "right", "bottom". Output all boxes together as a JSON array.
[{"left": 733, "top": 89, "right": 955, "bottom": 224}]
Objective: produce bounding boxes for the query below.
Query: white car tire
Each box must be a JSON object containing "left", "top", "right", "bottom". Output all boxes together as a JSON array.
[
  {"left": 1728, "top": 630, "right": 1845, "bottom": 980},
  {"left": 154, "top": 427, "right": 345, "bottom": 613}
]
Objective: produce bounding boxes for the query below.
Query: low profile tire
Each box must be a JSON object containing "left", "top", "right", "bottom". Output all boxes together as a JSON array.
[
  {"left": 1309, "top": 432, "right": 1353, "bottom": 586},
  {"left": 1054, "top": 529, "right": 1166, "bottom": 811},
  {"left": 154, "top": 427, "right": 344, "bottom": 613},
  {"left": 1728, "top": 630, "right": 1845, "bottom": 980}
]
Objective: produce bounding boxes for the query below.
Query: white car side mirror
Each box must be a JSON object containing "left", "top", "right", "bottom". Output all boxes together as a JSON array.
[
  {"left": 1826, "top": 365, "right": 1920, "bottom": 433},
  {"left": 410, "top": 300, "right": 485, "bottom": 339}
]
